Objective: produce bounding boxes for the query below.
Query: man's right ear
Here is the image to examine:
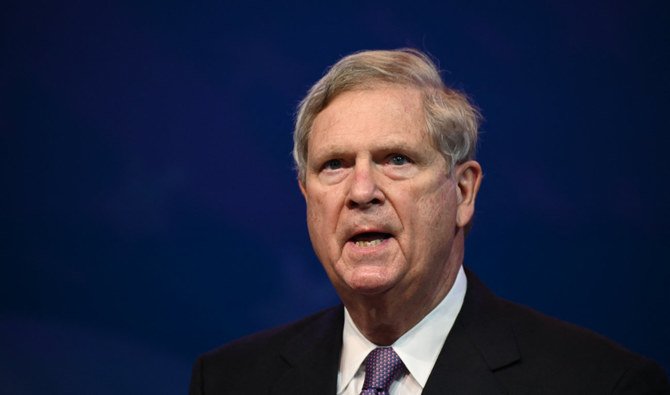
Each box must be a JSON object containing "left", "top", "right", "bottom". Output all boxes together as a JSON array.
[{"left": 298, "top": 179, "right": 307, "bottom": 199}]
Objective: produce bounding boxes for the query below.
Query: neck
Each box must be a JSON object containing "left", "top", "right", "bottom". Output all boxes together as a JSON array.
[{"left": 343, "top": 244, "right": 464, "bottom": 345}]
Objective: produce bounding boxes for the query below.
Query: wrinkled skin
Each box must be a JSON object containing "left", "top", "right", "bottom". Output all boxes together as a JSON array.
[{"left": 300, "top": 85, "right": 482, "bottom": 344}]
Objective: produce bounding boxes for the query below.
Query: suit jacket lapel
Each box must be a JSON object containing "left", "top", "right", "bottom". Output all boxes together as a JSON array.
[
  {"left": 423, "top": 269, "right": 521, "bottom": 395},
  {"left": 268, "top": 271, "right": 520, "bottom": 394},
  {"left": 271, "top": 306, "right": 344, "bottom": 395}
]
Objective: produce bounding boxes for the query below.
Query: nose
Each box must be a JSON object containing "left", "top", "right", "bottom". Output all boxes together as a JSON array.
[{"left": 346, "top": 161, "right": 384, "bottom": 209}]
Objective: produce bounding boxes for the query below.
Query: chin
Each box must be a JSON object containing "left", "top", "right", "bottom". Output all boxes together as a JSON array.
[{"left": 343, "top": 269, "right": 399, "bottom": 296}]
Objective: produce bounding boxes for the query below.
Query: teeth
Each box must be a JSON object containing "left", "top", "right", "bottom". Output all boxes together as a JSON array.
[{"left": 354, "top": 239, "right": 383, "bottom": 247}]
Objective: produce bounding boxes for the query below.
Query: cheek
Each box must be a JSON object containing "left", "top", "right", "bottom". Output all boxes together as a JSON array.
[
  {"left": 307, "top": 186, "right": 346, "bottom": 221},
  {"left": 306, "top": 201, "right": 324, "bottom": 239},
  {"left": 305, "top": 188, "right": 325, "bottom": 217},
  {"left": 428, "top": 189, "right": 456, "bottom": 225},
  {"left": 305, "top": 192, "right": 337, "bottom": 246},
  {"left": 406, "top": 182, "right": 457, "bottom": 248},
  {"left": 415, "top": 195, "right": 452, "bottom": 236}
]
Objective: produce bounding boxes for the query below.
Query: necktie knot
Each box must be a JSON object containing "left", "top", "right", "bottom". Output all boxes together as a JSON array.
[{"left": 360, "top": 347, "right": 405, "bottom": 395}]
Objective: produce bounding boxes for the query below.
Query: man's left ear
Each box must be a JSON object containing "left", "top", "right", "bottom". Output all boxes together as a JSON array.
[{"left": 455, "top": 160, "right": 483, "bottom": 228}]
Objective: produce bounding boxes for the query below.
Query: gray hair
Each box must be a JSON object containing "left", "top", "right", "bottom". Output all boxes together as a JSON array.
[{"left": 292, "top": 48, "right": 481, "bottom": 182}]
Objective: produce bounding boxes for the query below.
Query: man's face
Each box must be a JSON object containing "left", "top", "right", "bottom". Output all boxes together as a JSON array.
[{"left": 300, "top": 85, "right": 475, "bottom": 304}]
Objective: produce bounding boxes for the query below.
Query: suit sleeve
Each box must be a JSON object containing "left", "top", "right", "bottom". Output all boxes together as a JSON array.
[{"left": 612, "top": 359, "right": 670, "bottom": 394}]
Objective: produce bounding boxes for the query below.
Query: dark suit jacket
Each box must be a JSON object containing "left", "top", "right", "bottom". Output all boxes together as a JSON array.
[{"left": 189, "top": 271, "right": 669, "bottom": 394}]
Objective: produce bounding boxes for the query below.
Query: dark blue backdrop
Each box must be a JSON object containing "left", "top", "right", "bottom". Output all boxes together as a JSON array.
[{"left": 2, "top": 1, "right": 669, "bottom": 393}]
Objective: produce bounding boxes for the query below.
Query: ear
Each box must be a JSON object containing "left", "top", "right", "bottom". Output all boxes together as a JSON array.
[
  {"left": 454, "top": 160, "right": 483, "bottom": 228},
  {"left": 298, "top": 178, "right": 307, "bottom": 200}
]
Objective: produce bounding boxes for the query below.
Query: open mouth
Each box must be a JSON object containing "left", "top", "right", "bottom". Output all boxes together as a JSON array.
[{"left": 349, "top": 232, "right": 392, "bottom": 247}]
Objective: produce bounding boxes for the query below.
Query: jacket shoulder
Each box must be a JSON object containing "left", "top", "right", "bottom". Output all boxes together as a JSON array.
[
  {"left": 204, "top": 305, "right": 340, "bottom": 360},
  {"left": 189, "top": 306, "right": 343, "bottom": 395},
  {"left": 490, "top": 291, "right": 669, "bottom": 392}
]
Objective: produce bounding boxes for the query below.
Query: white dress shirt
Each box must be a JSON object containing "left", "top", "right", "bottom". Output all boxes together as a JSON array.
[{"left": 336, "top": 266, "right": 467, "bottom": 394}]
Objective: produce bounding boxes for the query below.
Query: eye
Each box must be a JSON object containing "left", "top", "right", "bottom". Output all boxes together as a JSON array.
[
  {"left": 388, "top": 154, "right": 411, "bottom": 166},
  {"left": 322, "top": 159, "right": 343, "bottom": 171}
]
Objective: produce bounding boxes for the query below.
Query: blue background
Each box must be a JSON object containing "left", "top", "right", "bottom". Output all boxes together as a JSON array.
[{"left": 2, "top": 0, "right": 669, "bottom": 393}]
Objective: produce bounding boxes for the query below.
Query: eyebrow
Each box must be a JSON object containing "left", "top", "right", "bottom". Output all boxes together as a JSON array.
[{"left": 308, "top": 139, "right": 423, "bottom": 162}]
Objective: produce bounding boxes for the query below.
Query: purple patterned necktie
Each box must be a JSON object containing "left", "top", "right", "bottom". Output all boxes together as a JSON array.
[{"left": 360, "top": 347, "right": 406, "bottom": 395}]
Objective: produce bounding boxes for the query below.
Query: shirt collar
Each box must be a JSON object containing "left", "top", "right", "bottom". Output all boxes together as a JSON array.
[{"left": 338, "top": 266, "right": 467, "bottom": 391}]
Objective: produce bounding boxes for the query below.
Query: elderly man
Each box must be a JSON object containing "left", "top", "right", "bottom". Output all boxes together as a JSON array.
[{"left": 189, "top": 49, "right": 668, "bottom": 394}]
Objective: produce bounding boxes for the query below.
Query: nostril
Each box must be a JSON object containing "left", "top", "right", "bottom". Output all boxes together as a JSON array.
[{"left": 347, "top": 196, "right": 382, "bottom": 209}]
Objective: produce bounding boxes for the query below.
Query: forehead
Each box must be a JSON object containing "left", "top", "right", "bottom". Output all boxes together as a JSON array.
[{"left": 309, "top": 86, "right": 430, "bottom": 153}]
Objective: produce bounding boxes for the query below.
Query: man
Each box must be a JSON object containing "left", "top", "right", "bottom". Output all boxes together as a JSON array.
[{"left": 189, "top": 49, "right": 669, "bottom": 394}]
